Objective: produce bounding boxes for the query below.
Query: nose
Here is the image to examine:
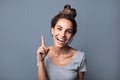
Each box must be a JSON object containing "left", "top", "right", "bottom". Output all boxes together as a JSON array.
[{"left": 60, "top": 30, "right": 66, "bottom": 37}]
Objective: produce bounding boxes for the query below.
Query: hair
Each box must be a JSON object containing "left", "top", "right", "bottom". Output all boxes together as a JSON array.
[{"left": 51, "top": 4, "right": 77, "bottom": 36}]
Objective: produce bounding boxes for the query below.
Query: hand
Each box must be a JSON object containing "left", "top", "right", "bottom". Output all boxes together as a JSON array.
[{"left": 37, "top": 36, "right": 49, "bottom": 63}]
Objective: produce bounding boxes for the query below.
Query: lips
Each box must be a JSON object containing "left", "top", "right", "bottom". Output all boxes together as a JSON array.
[{"left": 57, "top": 37, "right": 66, "bottom": 43}]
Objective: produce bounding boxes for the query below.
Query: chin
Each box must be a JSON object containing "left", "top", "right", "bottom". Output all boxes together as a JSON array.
[{"left": 55, "top": 42, "right": 68, "bottom": 48}]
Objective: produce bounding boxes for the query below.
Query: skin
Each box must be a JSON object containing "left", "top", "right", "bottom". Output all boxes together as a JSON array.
[{"left": 37, "top": 18, "right": 85, "bottom": 80}]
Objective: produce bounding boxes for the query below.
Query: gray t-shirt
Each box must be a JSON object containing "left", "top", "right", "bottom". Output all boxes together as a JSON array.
[{"left": 44, "top": 50, "right": 87, "bottom": 80}]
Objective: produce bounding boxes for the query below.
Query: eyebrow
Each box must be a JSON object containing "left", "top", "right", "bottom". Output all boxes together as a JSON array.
[
  {"left": 56, "top": 25, "right": 62, "bottom": 28},
  {"left": 56, "top": 25, "right": 73, "bottom": 30}
]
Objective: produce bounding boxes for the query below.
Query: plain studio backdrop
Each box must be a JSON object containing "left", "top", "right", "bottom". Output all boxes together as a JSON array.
[{"left": 0, "top": 0, "right": 120, "bottom": 80}]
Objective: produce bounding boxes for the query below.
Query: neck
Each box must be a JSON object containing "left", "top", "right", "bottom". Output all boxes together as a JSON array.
[{"left": 51, "top": 45, "right": 70, "bottom": 55}]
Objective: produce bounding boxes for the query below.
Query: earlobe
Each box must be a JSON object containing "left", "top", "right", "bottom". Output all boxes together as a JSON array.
[{"left": 51, "top": 28, "right": 54, "bottom": 36}]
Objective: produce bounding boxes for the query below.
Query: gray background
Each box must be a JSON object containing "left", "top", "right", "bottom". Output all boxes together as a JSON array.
[{"left": 0, "top": 0, "right": 120, "bottom": 80}]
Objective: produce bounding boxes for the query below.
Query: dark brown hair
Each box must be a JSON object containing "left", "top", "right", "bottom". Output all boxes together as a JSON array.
[{"left": 51, "top": 4, "right": 77, "bottom": 36}]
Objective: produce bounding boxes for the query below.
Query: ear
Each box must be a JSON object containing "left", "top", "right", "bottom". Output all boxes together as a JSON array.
[{"left": 51, "top": 28, "right": 54, "bottom": 36}]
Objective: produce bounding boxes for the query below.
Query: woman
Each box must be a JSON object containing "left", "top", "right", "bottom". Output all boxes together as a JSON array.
[{"left": 37, "top": 4, "right": 87, "bottom": 80}]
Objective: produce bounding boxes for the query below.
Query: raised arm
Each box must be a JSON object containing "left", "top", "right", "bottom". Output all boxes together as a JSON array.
[{"left": 37, "top": 36, "right": 49, "bottom": 80}]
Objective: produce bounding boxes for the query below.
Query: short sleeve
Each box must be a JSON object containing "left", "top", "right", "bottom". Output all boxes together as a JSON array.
[{"left": 79, "top": 52, "right": 87, "bottom": 72}]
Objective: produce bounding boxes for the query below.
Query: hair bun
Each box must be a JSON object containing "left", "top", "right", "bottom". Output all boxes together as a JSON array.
[
  {"left": 60, "top": 4, "right": 77, "bottom": 19},
  {"left": 64, "top": 4, "right": 71, "bottom": 9}
]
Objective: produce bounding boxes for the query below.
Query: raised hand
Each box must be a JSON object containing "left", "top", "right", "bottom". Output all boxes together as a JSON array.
[{"left": 37, "top": 36, "right": 49, "bottom": 63}]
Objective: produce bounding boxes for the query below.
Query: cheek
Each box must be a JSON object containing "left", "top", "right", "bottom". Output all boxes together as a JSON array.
[
  {"left": 53, "top": 29, "right": 59, "bottom": 36},
  {"left": 68, "top": 36, "right": 72, "bottom": 41},
  {"left": 66, "top": 33, "right": 72, "bottom": 38}
]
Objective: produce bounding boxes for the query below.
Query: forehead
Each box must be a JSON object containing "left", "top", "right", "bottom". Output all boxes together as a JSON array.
[{"left": 56, "top": 18, "right": 73, "bottom": 29}]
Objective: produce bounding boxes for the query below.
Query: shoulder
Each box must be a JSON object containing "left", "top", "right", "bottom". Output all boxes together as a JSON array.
[
  {"left": 69, "top": 46, "right": 85, "bottom": 57},
  {"left": 74, "top": 50, "right": 86, "bottom": 62},
  {"left": 77, "top": 50, "right": 85, "bottom": 57},
  {"left": 67, "top": 46, "right": 86, "bottom": 58}
]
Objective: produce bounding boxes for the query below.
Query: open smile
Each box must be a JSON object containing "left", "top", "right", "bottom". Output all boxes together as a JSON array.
[{"left": 57, "top": 37, "right": 66, "bottom": 43}]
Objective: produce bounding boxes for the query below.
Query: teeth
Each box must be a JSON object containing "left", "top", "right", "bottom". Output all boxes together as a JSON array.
[{"left": 57, "top": 38, "right": 65, "bottom": 42}]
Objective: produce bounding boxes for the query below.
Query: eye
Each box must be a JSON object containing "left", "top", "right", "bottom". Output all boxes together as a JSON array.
[
  {"left": 67, "top": 30, "right": 72, "bottom": 34},
  {"left": 57, "top": 28, "right": 62, "bottom": 31}
]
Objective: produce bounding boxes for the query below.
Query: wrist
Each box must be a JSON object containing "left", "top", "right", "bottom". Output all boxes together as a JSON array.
[{"left": 37, "top": 60, "right": 44, "bottom": 66}]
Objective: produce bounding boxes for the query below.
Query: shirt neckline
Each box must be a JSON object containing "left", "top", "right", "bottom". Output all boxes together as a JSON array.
[{"left": 47, "top": 50, "right": 80, "bottom": 68}]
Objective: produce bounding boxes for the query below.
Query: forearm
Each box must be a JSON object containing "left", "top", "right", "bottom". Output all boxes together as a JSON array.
[
  {"left": 38, "top": 61, "right": 47, "bottom": 80},
  {"left": 79, "top": 72, "right": 85, "bottom": 80}
]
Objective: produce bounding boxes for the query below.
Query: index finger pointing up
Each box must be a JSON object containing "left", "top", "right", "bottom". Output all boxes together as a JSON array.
[{"left": 41, "top": 35, "right": 45, "bottom": 46}]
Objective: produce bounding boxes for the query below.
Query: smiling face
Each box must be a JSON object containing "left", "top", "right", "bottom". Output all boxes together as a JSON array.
[{"left": 51, "top": 18, "right": 73, "bottom": 48}]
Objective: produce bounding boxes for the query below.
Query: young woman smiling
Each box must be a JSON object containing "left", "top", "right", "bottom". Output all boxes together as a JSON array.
[{"left": 37, "top": 4, "right": 87, "bottom": 80}]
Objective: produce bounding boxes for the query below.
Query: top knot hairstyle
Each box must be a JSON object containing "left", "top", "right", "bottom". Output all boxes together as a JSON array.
[
  {"left": 51, "top": 4, "right": 77, "bottom": 36},
  {"left": 60, "top": 4, "right": 77, "bottom": 19}
]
